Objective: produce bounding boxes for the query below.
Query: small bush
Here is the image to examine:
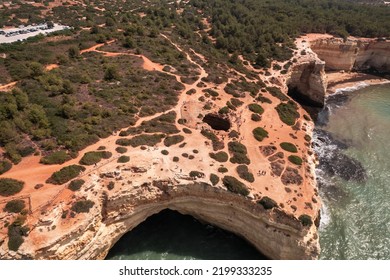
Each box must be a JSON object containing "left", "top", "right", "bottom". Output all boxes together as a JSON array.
[
  {"left": 79, "top": 151, "right": 112, "bottom": 165},
  {"left": 304, "top": 135, "right": 312, "bottom": 142},
  {"left": 288, "top": 155, "right": 303, "bottom": 165},
  {"left": 228, "top": 142, "right": 250, "bottom": 164},
  {"left": 116, "top": 134, "right": 164, "bottom": 147},
  {"left": 201, "top": 129, "right": 224, "bottom": 151},
  {"left": 4, "top": 200, "right": 25, "bottom": 213},
  {"left": 173, "top": 156, "right": 179, "bottom": 162},
  {"left": 257, "top": 95, "right": 272, "bottom": 104},
  {"left": 252, "top": 127, "right": 269, "bottom": 142},
  {"left": 299, "top": 214, "right": 313, "bottom": 227},
  {"left": 68, "top": 179, "right": 85, "bottom": 191},
  {"left": 0, "top": 178, "right": 24, "bottom": 197},
  {"left": 231, "top": 98, "right": 244, "bottom": 107},
  {"left": 228, "top": 130, "right": 239, "bottom": 139},
  {"left": 266, "top": 87, "right": 288, "bottom": 101},
  {"left": 276, "top": 101, "right": 300, "bottom": 126},
  {"left": 107, "top": 182, "right": 115, "bottom": 190},
  {"left": 248, "top": 104, "right": 264, "bottom": 114},
  {"left": 218, "top": 167, "right": 228, "bottom": 173},
  {"left": 189, "top": 171, "right": 205, "bottom": 178},
  {"left": 236, "top": 165, "right": 255, "bottom": 183},
  {"left": 71, "top": 200, "right": 94, "bottom": 213},
  {"left": 210, "top": 174, "right": 219, "bottom": 186},
  {"left": 164, "top": 135, "right": 185, "bottom": 147},
  {"left": 8, "top": 223, "right": 29, "bottom": 251},
  {"left": 209, "top": 151, "right": 229, "bottom": 162},
  {"left": 116, "top": 147, "right": 128, "bottom": 154},
  {"left": 183, "top": 128, "right": 192, "bottom": 134},
  {"left": 0, "top": 160, "right": 12, "bottom": 175},
  {"left": 280, "top": 142, "right": 298, "bottom": 153},
  {"left": 222, "top": 176, "right": 249, "bottom": 196},
  {"left": 46, "top": 165, "right": 86, "bottom": 185},
  {"left": 251, "top": 114, "right": 261, "bottom": 122},
  {"left": 40, "top": 150, "right": 72, "bottom": 165},
  {"left": 161, "top": 150, "right": 169, "bottom": 155},
  {"left": 117, "top": 155, "right": 130, "bottom": 163},
  {"left": 218, "top": 106, "right": 229, "bottom": 114},
  {"left": 258, "top": 196, "right": 278, "bottom": 209}
]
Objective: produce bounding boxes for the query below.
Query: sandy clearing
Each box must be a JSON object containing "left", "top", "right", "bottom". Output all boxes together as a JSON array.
[
  {"left": 0, "top": 81, "right": 17, "bottom": 91},
  {"left": 45, "top": 64, "right": 59, "bottom": 71}
]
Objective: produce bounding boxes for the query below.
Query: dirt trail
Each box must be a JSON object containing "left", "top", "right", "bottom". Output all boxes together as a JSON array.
[
  {"left": 45, "top": 64, "right": 59, "bottom": 71},
  {"left": 0, "top": 81, "right": 17, "bottom": 91}
]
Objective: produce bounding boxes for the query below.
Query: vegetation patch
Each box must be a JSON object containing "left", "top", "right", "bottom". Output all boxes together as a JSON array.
[
  {"left": 161, "top": 150, "right": 169, "bottom": 155},
  {"left": 228, "top": 141, "right": 250, "bottom": 165},
  {"left": 276, "top": 101, "right": 300, "bottom": 126},
  {"left": 71, "top": 200, "right": 95, "bottom": 214},
  {"left": 79, "top": 151, "right": 112, "bottom": 166},
  {"left": 183, "top": 128, "right": 192, "bottom": 134},
  {"left": 210, "top": 174, "right": 220, "bottom": 186},
  {"left": 251, "top": 114, "right": 261, "bottom": 122},
  {"left": 0, "top": 160, "right": 12, "bottom": 175},
  {"left": 164, "top": 135, "right": 185, "bottom": 147},
  {"left": 209, "top": 151, "right": 229, "bottom": 162},
  {"left": 252, "top": 127, "right": 269, "bottom": 142},
  {"left": 40, "top": 150, "right": 72, "bottom": 165},
  {"left": 8, "top": 222, "right": 29, "bottom": 252},
  {"left": 288, "top": 155, "right": 303, "bottom": 165},
  {"left": 248, "top": 104, "right": 264, "bottom": 114},
  {"left": 258, "top": 196, "right": 278, "bottom": 210},
  {"left": 117, "top": 155, "right": 130, "bottom": 163},
  {"left": 115, "top": 147, "right": 127, "bottom": 154},
  {"left": 46, "top": 165, "right": 86, "bottom": 185},
  {"left": 236, "top": 165, "right": 255, "bottom": 183},
  {"left": 222, "top": 176, "right": 249, "bottom": 196},
  {"left": 266, "top": 87, "right": 288, "bottom": 101},
  {"left": 299, "top": 214, "right": 313, "bottom": 227},
  {"left": 68, "top": 179, "right": 85, "bottom": 192},
  {"left": 189, "top": 171, "right": 205, "bottom": 178},
  {"left": 280, "top": 142, "right": 298, "bottom": 153},
  {"left": 218, "top": 167, "right": 228, "bottom": 173},
  {"left": 116, "top": 134, "right": 164, "bottom": 147},
  {"left": 0, "top": 178, "right": 24, "bottom": 197},
  {"left": 4, "top": 200, "right": 26, "bottom": 213},
  {"left": 201, "top": 129, "right": 224, "bottom": 151}
]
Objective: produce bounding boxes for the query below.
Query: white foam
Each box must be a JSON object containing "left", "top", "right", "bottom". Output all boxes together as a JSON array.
[
  {"left": 319, "top": 202, "right": 331, "bottom": 229},
  {"left": 332, "top": 82, "right": 369, "bottom": 96}
]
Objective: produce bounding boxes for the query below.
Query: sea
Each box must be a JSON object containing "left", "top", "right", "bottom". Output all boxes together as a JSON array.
[{"left": 106, "top": 83, "right": 390, "bottom": 260}]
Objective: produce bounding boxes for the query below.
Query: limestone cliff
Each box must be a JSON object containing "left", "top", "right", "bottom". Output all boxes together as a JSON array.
[
  {"left": 311, "top": 37, "right": 390, "bottom": 72},
  {"left": 1, "top": 182, "right": 319, "bottom": 260}
]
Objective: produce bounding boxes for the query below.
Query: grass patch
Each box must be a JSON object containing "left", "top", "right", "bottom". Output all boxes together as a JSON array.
[
  {"left": 222, "top": 176, "right": 249, "bottom": 196},
  {"left": 46, "top": 165, "right": 86, "bottom": 185},
  {"left": 0, "top": 178, "right": 24, "bottom": 197},
  {"left": 252, "top": 127, "right": 269, "bottom": 142},
  {"left": 236, "top": 165, "right": 255, "bottom": 183},
  {"left": 71, "top": 200, "right": 94, "bottom": 213},
  {"left": 209, "top": 151, "right": 229, "bottom": 162},
  {"left": 228, "top": 141, "right": 250, "bottom": 164},
  {"left": 258, "top": 196, "right": 278, "bottom": 210},
  {"left": 164, "top": 135, "right": 185, "bottom": 147},
  {"left": 210, "top": 173, "right": 219, "bottom": 186},
  {"left": 116, "top": 134, "right": 164, "bottom": 147},
  {"left": 276, "top": 101, "right": 300, "bottom": 126},
  {"left": 4, "top": 199, "right": 25, "bottom": 213},
  {"left": 68, "top": 179, "right": 85, "bottom": 191},
  {"left": 248, "top": 104, "right": 264, "bottom": 114},
  {"left": 118, "top": 155, "right": 130, "bottom": 163},
  {"left": 288, "top": 155, "right": 303, "bottom": 165},
  {"left": 79, "top": 151, "right": 112, "bottom": 166},
  {"left": 40, "top": 150, "right": 72, "bottom": 165},
  {"left": 0, "top": 160, "right": 12, "bottom": 175},
  {"left": 280, "top": 142, "right": 298, "bottom": 153}
]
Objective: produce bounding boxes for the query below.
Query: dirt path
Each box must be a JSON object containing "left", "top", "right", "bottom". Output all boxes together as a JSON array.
[{"left": 0, "top": 81, "right": 17, "bottom": 91}]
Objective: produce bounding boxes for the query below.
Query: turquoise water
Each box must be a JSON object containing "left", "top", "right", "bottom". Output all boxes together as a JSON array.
[
  {"left": 316, "top": 84, "right": 390, "bottom": 259},
  {"left": 106, "top": 209, "right": 266, "bottom": 260}
]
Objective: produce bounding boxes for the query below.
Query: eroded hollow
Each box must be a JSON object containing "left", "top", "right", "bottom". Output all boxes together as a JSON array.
[
  {"left": 203, "top": 113, "right": 231, "bottom": 131},
  {"left": 105, "top": 209, "right": 267, "bottom": 260},
  {"left": 287, "top": 85, "right": 323, "bottom": 121}
]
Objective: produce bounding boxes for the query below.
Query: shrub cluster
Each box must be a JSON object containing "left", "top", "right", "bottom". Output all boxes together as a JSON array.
[
  {"left": 117, "top": 155, "right": 130, "bottom": 163},
  {"left": 236, "top": 165, "right": 255, "bottom": 183},
  {"left": 189, "top": 171, "right": 205, "bottom": 178},
  {"left": 116, "top": 134, "right": 164, "bottom": 147},
  {"left": 46, "top": 165, "right": 86, "bottom": 185},
  {"left": 266, "top": 87, "right": 288, "bottom": 101},
  {"left": 228, "top": 141, "right": 250, "bottom": 164},
  {"left": 288, "top": 155, "right": 303, "bottom": 165},
  {"left": 276, "top": 101, "right": 300, "bottom": 126},
  {"left": 201, "top": 129, "right": 224, "bottom": 151},
  {"left": 0, "top": 160, "right": 12, "bottom": 175},
  {"left": 4, "top": 199, "right": 26, "bottom": 213},
  {"left": 252, "top": 127, "right": 269, "bottom": 142},
  {"left": 115, "top": 147, "right": 128, "bottom": 154},
  {"left": 258, "top": 196, "right": 278, "bottom": 210},
  {"left": 248, "top": 104, "right": 264, "bottom": 114},
  {"left": 8, "top": 222, "right": 29, "bottom": 252},
  {"left": 40, "top": 150, "right": 72, "bottom": 165},
  {"left": 79, "top": 151, "right": 112, "bottom": 166},
  {"left": 280, "top": 142, "right": 298, "bottom": 153},
  {"left": 164, "top": 135, "right": 185, "bottom": 147},
  {"left": 71, "top": 200, "right": 95, "bottom": 213},
  {"left": 222, "top": 176, "right": 249, "bottom": 196},
  {"left": 209, "top": 151, "right": 229, "bottom": 162},
  {"left": 210, "top": 173, "right": 220, "bottom": 186},
  {"left": 68, "top": 179, "right": 85, "bottom": 191},
  {"left": 0, "top": 178, "right": 24, "bottom": 197},
  {"left": 299, "top": 214, "right": 313, "bottom": 227}
]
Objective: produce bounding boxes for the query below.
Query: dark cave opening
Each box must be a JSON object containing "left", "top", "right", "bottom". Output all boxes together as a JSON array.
[
  {"left": 287, "top": 86, "right": 323, "bottom": 121},
  {"left": 203, "top": 113, "right": 231, "bottom": 131}
]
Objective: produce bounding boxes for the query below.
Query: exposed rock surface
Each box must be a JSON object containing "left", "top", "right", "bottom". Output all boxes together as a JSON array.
[{"left": 311, "top": 37, "right": 390, "bottom": 72}]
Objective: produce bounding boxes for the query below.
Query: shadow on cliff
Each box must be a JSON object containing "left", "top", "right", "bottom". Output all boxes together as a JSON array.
[{"left": 105, "top": 209, "right": 268, "bottom": 260}]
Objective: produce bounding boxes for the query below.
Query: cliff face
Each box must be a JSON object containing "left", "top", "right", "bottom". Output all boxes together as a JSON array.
[
  {"left": 311, "top": 38, "right": 390, "bottom": 72},
  {"left": 3, "top": 182, "right": 320, "bottom": 260}
]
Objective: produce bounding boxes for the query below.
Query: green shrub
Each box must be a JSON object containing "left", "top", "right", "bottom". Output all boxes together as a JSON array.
[
  {"left": 201, "top": 129, "right": 224, "bottom": 151},
  {"left": 218, "top": 106, "right": 229, "bottom": 114},
  {"left": 228, "top": 142, "right": 250, "bottom": 164},
  {"left": 209, "top": 151, "right": 229, "bottom": 162},
  {"left": 256, "top": 95, "right": 272, "bottom": 104},
  {"left": 189, "top": 171, "right": 205, "bottom": 178},
  {"left": 248, "top": 104, "right": 264, "bottom": 114},
  {"left": 116, "top": 134, "right": 164, "bottom": 147},
  {"left": 266, "top": 87, "right": 288, "bottom": 101},
  {"left": 40, "top": 150, "right": 71, "bottom": 165},
  {"left": 107, "top": 181, "right": 115, "bottom": 190},
  {"left": 68, "top": 179, "right": 85, "bottom": 191},
  {"left": 164, "top": 135, "right": 185, "bottom": 147},
  {"left": 228, "top": 130, "right": 239, "bottom": 139},
  {"left": 97, "top": 146, "right": 106, "bottom": 151},
  {"left": 0, "top": 178, "right": 24, "bottom": 197},
  {"left": 236, "top": 165, "right": 255, "bottom": 183},
  {"left": 280, "top": 142, "right": 298, "bottom": 153},
  {"left": 46, "top": 165, "right": 86, "bottom": 185},
  {"left": 276, "top": 101, "right": 300, "bottom": 126},
  {"left": 218, "top": 167, "right": 228, "bottom": 173},
  {"left": 71, "top": 200, "right": 95, "bottom": 213},
  {"left": 252, "top": 127, "right": 269, "bottom": 142},
  {"left": 79, "top": 151, "right": 112, "bottom": 166},
  {"left": 210, "top": 174, "right": 219, "bottom": 186},
  {"left": 117, "top": 155, "right": 130, "bottom": 163},
  {"left": 4, "top": 199, "right": 25, "bottom": 213},
  {"left": 0, "top": 160, "right": 12, "bottom": 175},
  {"left": 115, "top": 147, "right": 128, "bottom": 154},
  {"left": 288, "top": 155, "right": 303, "bottom": 165},
  {"left": 251, "top": 114, "right": 261, "bottom": 122},
  {"left": 8, "top": 223, "right": 29, "bottom": 251},
  {"left": 304, "top": 135, "right": 312, "bottom": 142},
  {"left": 299, "top": 214, "right": 313, "bottom": 227},
  {"left": 258, "top": 196, "right": 278, "bottom": 210},
  {"left": 183, "top": 128, "right": 192, "bottom": 134},
  {"left": 173, "top": 156, "right": 179, "bottom": 162},
  {"left": 161, "top": 150, "right": 169, "bottom": 155},
  {"left": 231, "top": 98, "right": 244, "bottom": 107},
  {"left": 222, "top": 176, "right": 249, "bottom": 196}
]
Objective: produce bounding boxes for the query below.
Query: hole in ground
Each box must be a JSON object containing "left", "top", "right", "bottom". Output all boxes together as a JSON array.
[{"left": 203, "top": 113, "right": 231, "bottom": 131}]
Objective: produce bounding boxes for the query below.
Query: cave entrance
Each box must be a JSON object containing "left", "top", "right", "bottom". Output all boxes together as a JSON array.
[
  {"left": 287, "top": 85, "right": 323, "bottom": 121},
  {"left": 105, "top": 209, "right": 267, "bottom": 260},
  {"left": 203, "top": 113, "right": 231, "bottom": 131}
]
